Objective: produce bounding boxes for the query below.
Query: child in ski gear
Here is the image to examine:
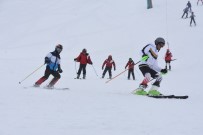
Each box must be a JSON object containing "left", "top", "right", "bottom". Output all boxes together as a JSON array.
[
  {"left": 165, "top": 49, "right": 173, "bottom": 70},
  {"left": 190, "top": 12, "right": 196, "bottom": 26},
  {"left": 102, "top": 55, "right": 116, "bottom": 79},
  {"left": 133, "top": 37, "right": 167, "bottom": 96},
  {"left": 182, "top": 7, "right": 189, "bottom": 18},
  {"left": 197, "top": 0, "right": 203, "bottom": 5},
  {"left": 34, "top": 44, "right": 63, "bottom": 88},
  {"left": 186, "top": 1, "right": 192, "bottom": 12},
  {"left": 74, "top": 48, "right": 92, "bottom": 79},
  {"left": 125, "top": 58, "right": 135, "bottom": 80}
]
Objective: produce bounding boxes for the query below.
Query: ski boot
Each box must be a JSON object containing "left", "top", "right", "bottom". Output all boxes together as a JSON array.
[
  {"left": 33, "top": 83, "right": 40, "bottom": 87},
  {"left": 133, "top": 84, "right": 148, "bottom": 95},
  {"left": 148, "top": 85, "right": 161, "bottom": 96},
  {"left": 83, "top": 74, "right": 86, "bottom": 79}
]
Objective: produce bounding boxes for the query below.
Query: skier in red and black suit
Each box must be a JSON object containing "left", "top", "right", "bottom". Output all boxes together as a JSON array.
[
  {"left": 102, "top": 55, "right": 116, "bottom": 79},
  {"left": 125, "top": 58, "right": 135, "bottom": 80},
  {"left": 74, "top": 48, "right": 92, "bottom": 79},
  {"left": 165, "top": 49, "right": 173, "bottom": 70}
]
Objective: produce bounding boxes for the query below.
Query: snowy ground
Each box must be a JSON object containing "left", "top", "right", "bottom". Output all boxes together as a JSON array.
[{"left": 0, "top": 0, "right": 203, "bottom": 135}]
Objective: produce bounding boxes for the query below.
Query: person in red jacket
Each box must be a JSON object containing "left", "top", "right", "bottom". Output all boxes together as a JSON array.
[
  {"left": 102, "top": 55, "right": 116, "bottom": 79},
  {"left": 165, "top": 49, "right": 173, "bottom": 70},
  {"left": 74, "top": 48, "right": 92, "bottom": 79},
  {"left": 125, "top": 58, "right": 135, "bottom": 80}
]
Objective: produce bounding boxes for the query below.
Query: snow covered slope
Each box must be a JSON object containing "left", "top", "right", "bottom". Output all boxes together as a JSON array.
[{"left": 0, "top": 0, "right": 203, "bottom": 135}]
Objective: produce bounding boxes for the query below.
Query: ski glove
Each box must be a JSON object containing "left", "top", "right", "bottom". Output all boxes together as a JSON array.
[
  {"left": 74, "top": 58, "right": 77, "bottom": 62},
  {"left": 58, "top": 68, "right": 63, "bottom": 73},
  {"left": 141, "top": 55, "right": 149, "bottom": 61},
  {"left": 161, "top": 69, "right": 167, "bottom": 74},
  {"left": 44, "top": 57, "right": 50, "bottom": 64}
]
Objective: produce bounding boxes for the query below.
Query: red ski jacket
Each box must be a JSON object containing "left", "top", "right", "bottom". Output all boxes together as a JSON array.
[
  {"left": 75, "top": 52, "right": 92, "bottom": 64},
  {"left": 125, "top": 61, "right": 135, "bottom": 69},
  {"left": 165, "top": 52, "right": 172, "bottom": 61},
  {"left": 102, "top": 58, "right": 116, "bottom": 69}
]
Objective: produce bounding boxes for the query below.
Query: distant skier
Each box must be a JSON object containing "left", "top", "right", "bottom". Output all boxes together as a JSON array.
[
  {"left": 197, "top": 0, "right": 203, "bottom": 5},
  {"left": 133, "top": 37, "right": 167, "bottom": 96},
  {"left": 125, "top": 58, "right": 135, "bottom": 80},
  {"left": 182, "top": 7, "right": 189, "bottom": 18},
  {"left": 165, "top": 49, "right": 173, "bottom": 70},
  {"left": 74, "top": 48, "right": 92, "bottom": 79},
  {"left": 190, "top": 12, "right": 196, "bottom": 26},
  {"left": 102, "top": 55, "right": 116, "bottom": 79},
  {"left": 34, "top": 44, "right": 63, "bottom": 88},
  {"left": 186, "top": 1, "right": 192, "bottom": 12}
]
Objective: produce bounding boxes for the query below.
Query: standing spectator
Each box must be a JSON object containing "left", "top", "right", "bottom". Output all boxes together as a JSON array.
[
  {"left": 102, "top": 55, "right": 116, "bottom": 79},
  {"left": 182, "top": 7, "right": 189, "bottom": 18},
  {"left": 197, "top": 0, "right": 203, "bottom": 5},
  {"left": 74, "top": 48, "right": 92, "bottom": 79},
  {"left": 190, "top": 12, "right": 196, "bottom": 26},
  {"left": 34, "top": 44, "right": 63, "bottom": 88},
  {"left": 165, "top": 49, "right": 173, "bottom": 70},
  {"left": 125, "top": 58, "right": 135, "bottom": 80},
  {"left": 187, "top": 1, "right": 192, "bottom": 12}
]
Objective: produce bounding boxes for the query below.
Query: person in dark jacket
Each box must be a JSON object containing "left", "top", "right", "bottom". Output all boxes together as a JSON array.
[
  {"left": 74, "top": 48, "right": 92, "bottom": 79},
  {"left": 187, "top": 1, "right": 192, "bottom": 12},
  {"left": 125, "top": 58, "right": 135, "bottom": 80},
  {"left": 102, "top": 55, "right": 116, "bottom": 79},
  {"left": 190, "top": 12, "right": 196, "bottom": 26},
  {"left": 34, "top": 44, "right": 63, "bottom": 88},
  {"left": 182, "top": 7, "right": 189, "bottom": 18},
  {"left": 165, "top": 49, "right": 173, "bottom": 70}
]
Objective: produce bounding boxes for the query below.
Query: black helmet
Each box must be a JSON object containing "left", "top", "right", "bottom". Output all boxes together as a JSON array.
[
  {"left": 82, "top": 48, "right": 87, "bottom": 53},
  {"left": 55, "top": 44, "right": 63, "bottom": 53},
  {"left": 155, "top": 37, "right": 165, "bottom": 45}
]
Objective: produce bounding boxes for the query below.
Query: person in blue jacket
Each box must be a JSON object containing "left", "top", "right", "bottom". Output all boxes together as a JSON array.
[{"left": 34, "top": 44, "right": 63, "bottom": 88}]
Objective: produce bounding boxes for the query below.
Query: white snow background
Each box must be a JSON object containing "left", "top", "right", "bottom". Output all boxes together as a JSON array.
[{"left": 0, "top": 0, "right": 203, "bottom": 135}]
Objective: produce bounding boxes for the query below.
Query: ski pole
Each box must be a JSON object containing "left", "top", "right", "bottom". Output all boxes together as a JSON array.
[
  {"left": 171, "top": 59, "right": 177, "bottom": 61},
  {"left": 74, "top": 61, "right": 78, "bottom": 74},
  {"left": 19, "top": 64, "right": 45, "bottom": 84},
  {"left": 91, "top": 64, "right": 98, "bottom": 76},
  {"left": 105, "top": 60, "right": 141, "bottom": 84}
]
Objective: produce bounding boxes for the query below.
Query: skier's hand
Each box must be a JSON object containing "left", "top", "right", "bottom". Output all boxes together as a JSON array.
[
  {"left": 114, "top": 68, "right": 116, "bottom": 71},
  {"left": 44, "top": 57, "right": 50, "bottom": 64},
  {"left": 74, "top": 58, "right": 77, "bottom": 62},
  {"left": 58, "top": 68, "right": 63, "bottom": 73},
  {"left": 141, "top": 55, "right": 149, "bottom": 61},
  {"left": 161, "top": 69, "right": 167, "bottom": 74}
]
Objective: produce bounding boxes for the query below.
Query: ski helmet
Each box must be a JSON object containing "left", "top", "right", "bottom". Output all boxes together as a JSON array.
[
  {"left": 155, "top": 37, "right": 165, "bottom": 46},
  {"left": 55, "top": 44, "right": 63, "bottom": 53}
]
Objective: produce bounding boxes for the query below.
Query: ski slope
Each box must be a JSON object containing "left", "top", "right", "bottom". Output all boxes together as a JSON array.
[{"left": 0, "top": 0, "right": 203, "bottom": 135}]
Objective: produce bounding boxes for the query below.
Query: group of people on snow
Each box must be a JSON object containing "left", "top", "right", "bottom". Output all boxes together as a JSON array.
[
  {"left": 181, "top": 1, "right": 196, "bottom": 26},
  {"left": 33, "top": 37, "right": 174, "bottom": 96}
]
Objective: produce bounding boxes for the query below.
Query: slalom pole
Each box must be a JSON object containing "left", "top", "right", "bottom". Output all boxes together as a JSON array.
[
  {"left": 91, "top": 65, "right": 98, "bottom": 76},
  {"left": 19, "top": 63, "right": 45, "bottom": 84},
  {"left": 105, "top": 60, "right": 141, "bottom": 84}
]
